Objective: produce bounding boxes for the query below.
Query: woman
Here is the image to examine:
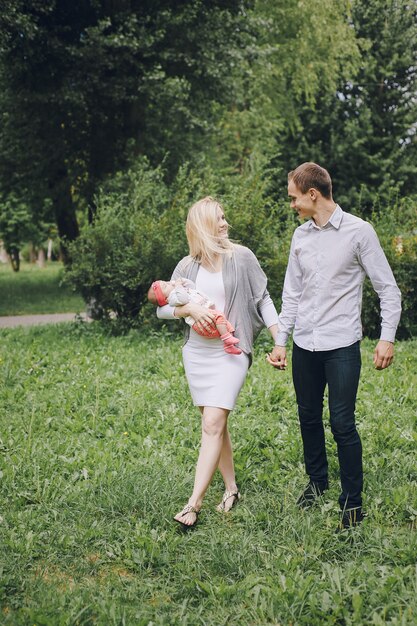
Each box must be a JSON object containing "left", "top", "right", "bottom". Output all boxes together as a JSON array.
[{"left": 156, "top": 197, "right": 279, "bottom": 528}]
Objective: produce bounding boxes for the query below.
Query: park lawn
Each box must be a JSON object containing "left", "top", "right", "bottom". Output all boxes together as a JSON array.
[
  {"left": 0, "top": 262, "right": 85, "bottom": 316},
  {"left": 0, "top": 323, "right": 416, "bottom": 625}
]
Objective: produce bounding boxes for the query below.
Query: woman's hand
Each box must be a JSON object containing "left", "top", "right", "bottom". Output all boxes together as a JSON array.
[
  {"left": 266, "top": 345, "right": 287, "bottom": 370},
  {"left": 175, "top": 303, "right": 217, "bottom": 332}
]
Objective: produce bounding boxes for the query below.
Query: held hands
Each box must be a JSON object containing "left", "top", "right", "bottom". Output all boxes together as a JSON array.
[
  {"left": 266, "top": 345, "right": 287, "bottom": 370},
  {"left": 266, "top": 341, "right": 394, "bottom": 371},
  {"left": 373, "top": 340, "right": 394, "bottom": 370}
]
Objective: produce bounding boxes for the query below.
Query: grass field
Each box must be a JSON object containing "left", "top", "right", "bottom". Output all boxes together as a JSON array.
[
  {"left": 0, "top": 323, "right": 416, "bottom": 625},
  {"left": 0, "top": 262, "right": 84, "bottom": 316}
]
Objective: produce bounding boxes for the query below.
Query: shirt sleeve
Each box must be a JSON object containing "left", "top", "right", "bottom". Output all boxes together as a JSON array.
[
  {"left": 276, "top": 233, "right": 303, "bottom": 346},
  {"left": 258, "top": 295, "right": 279, "bottom": 328},
  {"left": 357, "top": 223, "right": 401, "bottom": 342}
]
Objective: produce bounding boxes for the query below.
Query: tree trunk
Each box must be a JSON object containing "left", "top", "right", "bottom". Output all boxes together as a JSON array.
[
  {"left": 37, "top": 248, "right": 46, "bottom": 268},
  {"left": 29, "top": 243, "right": 36, "bottom": 263},
  {"left": 49, "top": 166, "right": 79, "bottom": 264},
  {"left": 9, "top": 246, "right": 20, "bottom": 272}
]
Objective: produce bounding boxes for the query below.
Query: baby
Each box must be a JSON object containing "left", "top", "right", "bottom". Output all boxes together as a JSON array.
[{"left": 148, "top": 278, "right": 241, "bottom": 355}]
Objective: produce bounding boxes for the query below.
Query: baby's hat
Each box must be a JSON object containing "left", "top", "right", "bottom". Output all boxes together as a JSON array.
[{"left": 151, "top": 281, "right": 168, "bottom": 306}]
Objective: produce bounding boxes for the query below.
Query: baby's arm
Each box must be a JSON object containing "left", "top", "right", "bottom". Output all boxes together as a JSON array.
[
  {"left": 190, "top": 289, "right": 215, "bottom": 310},
  {"left": 168, "top": 285, "right": 191, "bottom": 307},
  {"left": 180, "top": 278, "right": 195, "bottom": 289}
]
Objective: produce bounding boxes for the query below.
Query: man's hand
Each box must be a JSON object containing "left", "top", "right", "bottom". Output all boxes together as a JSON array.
[
  {"left": 373, "top": 340, "right": 394, "bottom": 370},
  {"left": 266, "top": 345, "right": 287, "bottom": 370}
]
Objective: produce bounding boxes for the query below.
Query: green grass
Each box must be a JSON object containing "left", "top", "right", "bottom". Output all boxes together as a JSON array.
[
  {"left": 0, "top": 262, "right": 84, "bottom": 316},
  {"left": 0, "top": 324, "right": 416, "bottom": 625}
]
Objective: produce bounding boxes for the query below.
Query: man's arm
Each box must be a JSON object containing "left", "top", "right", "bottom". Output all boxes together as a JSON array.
[
  {"left": 358, "top": 223, "right": 401, "bottom": 370},
  {"left": 267, "top": 235, "right": 302, "bottom": 369}
]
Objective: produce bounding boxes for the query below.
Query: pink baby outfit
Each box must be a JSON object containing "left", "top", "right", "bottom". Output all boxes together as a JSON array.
[{"left": 168, "top": 279, "right": 234, "bottom": 338}]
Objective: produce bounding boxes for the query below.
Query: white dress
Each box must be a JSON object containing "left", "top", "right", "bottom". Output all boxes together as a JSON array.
[{"left": 182, "top": 266, "right": 249, "bottom": 410}]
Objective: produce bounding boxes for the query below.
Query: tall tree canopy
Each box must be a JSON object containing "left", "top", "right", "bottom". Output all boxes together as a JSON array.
[
  {"left": 0, "top": 0, "right": 251, "bottom": 256},
  {"left": 1, "top": 0, "right": 416, "bottom": 264},
  {"left": 276, "top": 0, "right": 417, "bottom": 209}
]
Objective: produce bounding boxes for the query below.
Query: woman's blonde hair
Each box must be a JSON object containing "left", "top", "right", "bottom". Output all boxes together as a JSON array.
[{"left": 186, "top": 196, "right": 234, "bottom": 267}]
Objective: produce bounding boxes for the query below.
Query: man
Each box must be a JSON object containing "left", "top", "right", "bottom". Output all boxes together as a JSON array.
[{"left": 268, "top": 162, "right": 401, "bottom": 530}]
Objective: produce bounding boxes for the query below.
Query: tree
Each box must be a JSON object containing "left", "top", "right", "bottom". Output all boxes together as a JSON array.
[
  {"left": 0, "top": 194, "right": 42, "bottom": 271},
  {"left": 275, "top": 0, "right": 417, "bottom": 211},
  {"left": 203, "top": 0, "right": 360, "bottom": 178},
  {"left": 0, "top": 0, "right": 252, "bottom": 258}
]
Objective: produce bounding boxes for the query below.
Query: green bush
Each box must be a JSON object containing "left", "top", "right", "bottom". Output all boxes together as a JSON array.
[
  {"left": 65, "top": 158, "right": 416, "bottom": 338},
  {"left": 65, "top": 158, "right": 295, "bottom": 331},
  {"left": 65, "top": 160, "right": 183, "bottom": 330}
]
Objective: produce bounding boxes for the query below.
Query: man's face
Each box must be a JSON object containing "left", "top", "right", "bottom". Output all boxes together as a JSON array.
[{"left": 288, "top": 179, "right": 315, "bottom": 220}]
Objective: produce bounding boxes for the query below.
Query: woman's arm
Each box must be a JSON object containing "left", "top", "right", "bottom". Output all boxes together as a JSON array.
[
  {"left": 259, "top": 298, "right": 280, "bottom": 351},
  {"left": 156, "top": 258, "right": 193, "bottom": 319},
  {"left": 157, "top": 304, "right": 176, "bottom": 320},
  {"left": 157, "top": 301, "right": 218, "bottom": 329},
  {"left": 175, "top": 302, "right": 218, "bottom": 331}
]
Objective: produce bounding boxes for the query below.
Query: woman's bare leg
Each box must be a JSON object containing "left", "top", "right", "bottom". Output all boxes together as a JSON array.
[
  {"left": 214, "top": 428, "right": 237, "bottom": 504},
  {"left": 174, "top": 406, "right": 228, "bottom": 526}
]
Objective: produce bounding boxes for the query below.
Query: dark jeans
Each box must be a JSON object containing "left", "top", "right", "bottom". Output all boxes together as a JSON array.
[{"left": 292, "top": 341, "right": 363, "bottom": 509}]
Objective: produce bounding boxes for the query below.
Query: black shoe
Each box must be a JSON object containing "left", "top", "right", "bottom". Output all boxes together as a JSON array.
[
  {"left": 337, "top": 507, "right": 365, "bottom": 531},
  {"left": 297, "top": 481, "right": 328, "bottom": 509}
]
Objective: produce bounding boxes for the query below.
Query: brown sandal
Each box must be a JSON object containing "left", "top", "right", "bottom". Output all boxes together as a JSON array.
[
  {"left": 173, "top": 504, "right": 199, "bottom": 530},
  {"left": 216, "top": 489, "right": 241, "bottom": 512}
]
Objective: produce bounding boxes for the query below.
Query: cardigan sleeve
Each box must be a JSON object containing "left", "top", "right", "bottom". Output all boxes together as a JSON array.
[{"left": 235, "top": 245, "right": 279, "bottom": 327}]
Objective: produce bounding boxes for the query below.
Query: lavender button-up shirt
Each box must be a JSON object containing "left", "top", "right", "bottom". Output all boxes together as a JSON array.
[{"left": 276, "top": 205, "right": 401, "bottom": 351}]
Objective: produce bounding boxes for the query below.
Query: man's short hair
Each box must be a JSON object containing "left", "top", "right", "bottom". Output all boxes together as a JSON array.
[{"left": 288, "top": 162, "right": 333, "bottom": 199}]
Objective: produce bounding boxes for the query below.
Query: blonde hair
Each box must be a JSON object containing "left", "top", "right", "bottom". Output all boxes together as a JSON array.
[{"left": 186, "top": 196, "right": 234, "bottom": 267}]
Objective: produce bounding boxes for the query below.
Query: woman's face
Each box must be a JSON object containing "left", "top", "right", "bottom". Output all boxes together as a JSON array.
[{"left": 216, "top": 206, "right": 229, "bottom": 239}]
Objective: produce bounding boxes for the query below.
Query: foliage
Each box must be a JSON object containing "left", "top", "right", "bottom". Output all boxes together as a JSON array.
[
  {"left": 1, "top": 0, "right": 415, "bottom": 263},
  {"left": 64, "top": 157, "right": 296, "bottom": 330},
  {"left": 0, "top": 194, "right": 39, "bottom": 271},
  {"left": 0, "top": 0, "right": 251, "bottom": 249},
  {"left": 65, "top": 159, "right": 190, "bottom": 328},
  {"left": 65, "top": 156, "right": 416, "bottom": 338},
  {"left": 275, "top": 0, "right": 417, "bottom": 211},
  {"left": 202, "top": 0, "right": 361, "bottom": 175},
  {"left": 0, "top": 323, "right": 416, "bottom": 624},
  {"left": 361, "top": 198, "right": 417, "bottom": 339},
  {"left": 0, "top": 192, "right": 55, "bottom": 271},
  {"left": 0, "top": 262, "right": 84, "bottom": 316}
]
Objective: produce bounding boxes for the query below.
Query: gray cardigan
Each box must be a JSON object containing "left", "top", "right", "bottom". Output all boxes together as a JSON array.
[{"left": 170, "top": 245, "right": 273, "bottom": 364}]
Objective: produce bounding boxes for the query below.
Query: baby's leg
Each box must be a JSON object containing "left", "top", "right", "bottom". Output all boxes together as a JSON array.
[
  {"left": 215, "top": 313, "right": 241, "bottom": 355},
  {"left": 216, "top": 321, "right": 228, "bottom": 336}
]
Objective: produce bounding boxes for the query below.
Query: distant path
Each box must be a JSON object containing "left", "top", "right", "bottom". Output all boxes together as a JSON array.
[{"left": 0, "top": 312, "right": 91, "bottom": 328}]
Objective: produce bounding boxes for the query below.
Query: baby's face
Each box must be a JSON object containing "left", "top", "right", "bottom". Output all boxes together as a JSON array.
[{"left": 159, "top": 280, "right": 175, "bottom": 298}]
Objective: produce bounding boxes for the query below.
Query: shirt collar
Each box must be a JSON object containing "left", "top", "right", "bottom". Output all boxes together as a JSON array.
[{"left": 308, "top": 204, "right": 343, "bottom": 230}]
